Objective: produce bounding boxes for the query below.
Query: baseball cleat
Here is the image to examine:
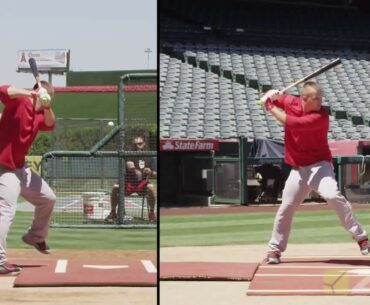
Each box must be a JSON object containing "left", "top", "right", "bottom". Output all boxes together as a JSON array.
[
  {"left": 22, "top": 234, "right": 51, "bottom": 254},
  {"left": 0, "top": 262, "right": 22, "bottom": 276},
  {"left": 266, "top": 251, "right": 281, "bottom": 264},
  {"left": 104, "top": 211, "right": 117, "bottom": 223},
  {"left": 358, "top": 238, "right": 370, "bottom": 255}
]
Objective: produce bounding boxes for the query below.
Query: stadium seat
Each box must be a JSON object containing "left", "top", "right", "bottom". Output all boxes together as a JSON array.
[{"left": 161, "top": 43, "right": 370, "bottom": 140}]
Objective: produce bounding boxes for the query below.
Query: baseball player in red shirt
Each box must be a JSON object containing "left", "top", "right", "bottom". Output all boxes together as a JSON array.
[
  {"left": 0, "top": 81, "right": 56, "bottom": 275},
  {"left": 261, "top": 81, "right": 369, "bottom": 264}
]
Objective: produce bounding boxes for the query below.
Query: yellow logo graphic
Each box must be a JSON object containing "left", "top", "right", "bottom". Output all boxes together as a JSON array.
[
  {"left": 25, "top": 156, "right": 42, "bottom": 175},
  {"left": 322, "top": 268, "right": 349, "bottom": 295}
]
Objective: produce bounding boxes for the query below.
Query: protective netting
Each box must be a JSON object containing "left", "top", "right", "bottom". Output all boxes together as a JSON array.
[
  {"left": 43, "top": 152, "right": 157, "bottom": 227},
  {"left": 41, "top": 74, "right": 157, "bottom": 228}
]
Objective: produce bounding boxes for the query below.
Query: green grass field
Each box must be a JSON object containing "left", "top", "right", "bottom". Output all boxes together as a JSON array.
[
  {"left": 0, "top": 92, "right": 156, "bottom": 122},
  {"left": 52, "top": 93, "right": 117, "bottom": 118},
  {"left": 52, "top": 92, "right": 156, "bottom": 123},
  {"left": 9, "top": 212, "right": 156, "bottom": 250},
  {"left": 67, "top": 70, "right": 155, "bottom": 86},
  {"left": 160, "top": 209, "right": 370, "bottom": 247}
]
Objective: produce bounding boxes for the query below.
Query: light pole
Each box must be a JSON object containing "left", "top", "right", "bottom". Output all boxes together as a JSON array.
[{"left": 144, "top": 48, "right": 152, "bottom": 69}]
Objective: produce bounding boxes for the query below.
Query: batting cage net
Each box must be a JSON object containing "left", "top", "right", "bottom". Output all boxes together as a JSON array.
[{"left": 42, "top": 73, "right": 157, "bottom": 228}]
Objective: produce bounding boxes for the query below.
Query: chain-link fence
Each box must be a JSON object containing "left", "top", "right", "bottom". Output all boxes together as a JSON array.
[
  {"left": 41, "top": 73, "right": 157, "bottom": 228},
  {"left": 30, "top": 118, "right": 157, "bottom": 154},
  {"left": 42, "top": 151, "right": 157, "bottom": 228}
]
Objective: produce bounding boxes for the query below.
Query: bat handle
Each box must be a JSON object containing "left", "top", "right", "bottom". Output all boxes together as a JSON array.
[
  {"left": 280, "top": 82, "right": 299, "bottom": 94},
  {"left": 260, "top": 89, "right": 283, "bottom": 102}
]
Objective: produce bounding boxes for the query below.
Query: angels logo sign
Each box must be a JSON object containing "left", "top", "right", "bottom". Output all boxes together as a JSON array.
[{"left": 160, "top": 139, "right": 219, "bottom": 151}]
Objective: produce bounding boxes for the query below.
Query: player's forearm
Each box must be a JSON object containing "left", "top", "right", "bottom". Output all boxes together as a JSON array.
[
  {"left": 43, "top": 108, "right": 56, "bottom": 127},
  {"left": 269, "top": 107, "right": 287, "bottom": 124},
  {"left": 7, "top": 86, "right": 33, "bottom": 98}
]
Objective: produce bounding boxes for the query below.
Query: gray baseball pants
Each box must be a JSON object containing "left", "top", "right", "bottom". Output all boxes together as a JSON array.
[
  {"left": 268, "top": 161, "right": 367, "bottom": 253},
  {"left": 0, "top": 166, "right": 56, "bottom": 264}
]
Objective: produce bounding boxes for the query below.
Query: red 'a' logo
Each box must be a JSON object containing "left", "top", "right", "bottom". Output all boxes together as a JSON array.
[{"left": 20, "top": 52, "right": 27, "bottom": 62}]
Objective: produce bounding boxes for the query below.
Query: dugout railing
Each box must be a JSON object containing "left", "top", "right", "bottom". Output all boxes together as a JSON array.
[{"left": 42, "top": 73, "right": 157, "bottom": 228}]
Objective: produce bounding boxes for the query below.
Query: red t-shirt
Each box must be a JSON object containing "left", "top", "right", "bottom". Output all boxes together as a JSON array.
[
  {"left": 274, "top": 95, "right": 332, "bottom": 167},
  {"left": 0, "top": 85, "right": 55, "bottom": 169}
]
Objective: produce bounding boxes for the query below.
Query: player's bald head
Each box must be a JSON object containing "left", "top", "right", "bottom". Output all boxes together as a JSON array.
[
  {"left": 301, "top": 81, "right": 323, "bottom": 112},
  {"left": 302, "top": 81, "right": 322, "bottom": 97}
]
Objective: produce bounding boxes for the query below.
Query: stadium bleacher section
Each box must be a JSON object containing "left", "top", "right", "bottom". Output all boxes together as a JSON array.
[
  {"left": 160, "top": 0, "right": 370, "bottom": 141},
  {"left": 161, "top": 48, "right": 370, "bottom": 140}
]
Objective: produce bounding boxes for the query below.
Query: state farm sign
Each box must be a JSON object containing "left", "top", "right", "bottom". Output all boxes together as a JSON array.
[{"left": 160, "top": 139, "right": 219, "bottom": 151}]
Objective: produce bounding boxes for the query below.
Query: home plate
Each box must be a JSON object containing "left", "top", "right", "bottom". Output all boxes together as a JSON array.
[
  {"left": 247, "top": 257, "right": 370, "bottom": 295},
  {"left": 83, "top": 265, "right": 129, "bottom": 270},
  {"left": 13, "top": 259, "right": 156, "bottom": 287},
  {"left": 347, "top": 269, "right": 370, "bottom": 275}
]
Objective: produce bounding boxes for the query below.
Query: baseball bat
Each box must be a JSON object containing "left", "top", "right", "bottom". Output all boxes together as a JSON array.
[
  {"left": 280, "top": 58, "right": 341, "bottom": 93},
  {"left": 28, "top": 57, "right": 42, "bottom": 89}
]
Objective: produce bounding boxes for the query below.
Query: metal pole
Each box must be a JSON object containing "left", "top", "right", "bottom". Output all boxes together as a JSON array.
[
  {"left": 239, "top": 136, "right": 245, "bottom": 205},
  {"left": 211, "top": 150, "right": 215, "bottom": 204},
  {"left": 48, "top": 72, "right": 52, "bottom": 84},
  {"left": 337, "top": 157, "right": 343, "bottom": 194},
  {"left": 144, "top": 48, "right": 152, "bottom": 69},
  {"left": 117, "top": 80, "right": 126, "bottom": 224},
  {"left": 100, "top": 120, "right": 104, "bottom": 190}
]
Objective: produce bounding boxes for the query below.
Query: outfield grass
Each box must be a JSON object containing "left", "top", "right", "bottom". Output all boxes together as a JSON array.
[
  {"left": 0, "top": 91, "right": 156, "bottom": 122},
  {"left": 52, "top": 92, "right": 156, "bottom": 123},
  {"left": 9, "top": 212, "right": 156, "bottom": 250},
  {"left": 160, "top": 209, "right": 370, "bottom": 247},
  {"left": 67, "top": 70, "right": 155, "bottom": 86}
]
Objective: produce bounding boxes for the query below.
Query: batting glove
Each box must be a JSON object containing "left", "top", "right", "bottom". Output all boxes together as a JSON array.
[
  {"left": 260, "top": 89, "right": 280, "bottom": 103},
  {"left": 259, "top": 89, "right": 280, "bottom": 111},
  {"left": 37, "top": 87, "right": 51, "bottom": 108}
]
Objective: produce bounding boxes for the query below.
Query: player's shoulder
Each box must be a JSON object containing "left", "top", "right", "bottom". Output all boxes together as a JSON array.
[
  {"left": 283, "top": 94, "right": 301, "bottom": 105},
  {"left": 0, "top": 85, "right": 11, "bottom": 96},
  {"left": 283, "top": 95, "right": 302, "bottom": 112}
]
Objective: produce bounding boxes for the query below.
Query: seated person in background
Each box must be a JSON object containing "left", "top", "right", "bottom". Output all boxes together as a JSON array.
[
  {"left": 106, "top": 136, "right": 157, "bottom": 222},
  {"left": 255, "top": 164, "right": 286, "bottom": 202}
]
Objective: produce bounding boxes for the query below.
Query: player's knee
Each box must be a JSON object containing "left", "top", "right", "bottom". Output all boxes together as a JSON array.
[
  {"left": 147, "top": 184, "right": 156, "bottom": 196},
  {"left": 46, "top": 192, "right": 57, "bottom": 206},
  {"left": 281, "top": 193, "right": 298, "bottom": 208},
  {"left": 277, "top": 203, "right": 295, "bottom": 216},
  {"left": 320, "top": 189, "right": 340, "bottom": 201}
]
